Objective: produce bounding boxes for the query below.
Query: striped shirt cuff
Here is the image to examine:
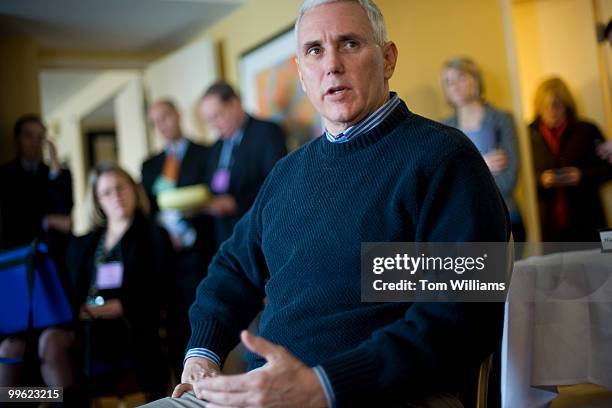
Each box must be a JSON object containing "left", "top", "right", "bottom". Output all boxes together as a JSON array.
[
  {"left": 313, "top": 365, "right": 336, "bottom": 408},
  {"left": 184, "top": 348, "right": 222, "bottom": 368},
  {"left": 184, "top": 350, "right": 334, "bottom": 406}
]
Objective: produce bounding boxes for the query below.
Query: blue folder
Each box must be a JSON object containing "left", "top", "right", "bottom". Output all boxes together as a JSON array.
[{"left": 0, "top": 243, "right": 73, "bottom": 336}]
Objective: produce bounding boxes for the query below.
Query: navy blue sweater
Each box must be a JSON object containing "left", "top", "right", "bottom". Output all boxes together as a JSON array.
[{"left": 188, "top": 101, "right": 508, "bottom": 405}]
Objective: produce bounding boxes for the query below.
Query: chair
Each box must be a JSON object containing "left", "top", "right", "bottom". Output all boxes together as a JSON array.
[
  {"left": 475, "top": 234, "right": 515, "bottom": 408},
  {"left": 476, "top": 354, "right": 494, "bottom": 408},
  {"left": 81, "top": 317, "right": 170, "bottom": 406},
  {"left": 0, "top": 242, "right": 73, "bottom": 387},
  {"left": 0, "top": 242, "right": 72, "bottom": 336}
]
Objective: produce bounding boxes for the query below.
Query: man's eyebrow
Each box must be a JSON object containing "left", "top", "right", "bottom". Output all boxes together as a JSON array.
[
  {"left": 301, "top": 32, "right": 369, "bottom": 50},
  {"left": 301, "top": 40, "right": 320, "bottom": 50},
  {"left": 337, "top": 32, "right": 368, "bottom": 42}
]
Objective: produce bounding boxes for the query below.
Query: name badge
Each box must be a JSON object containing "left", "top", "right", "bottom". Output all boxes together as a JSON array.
[
  {"left": 599, "top": 228, "right": 612, "bottom": 253},
  {"left": 211, "top": 168, "right": 231, "bottom": 193},
  {"left": 96, "top": 262, "right": 124, "bottom": 290}
]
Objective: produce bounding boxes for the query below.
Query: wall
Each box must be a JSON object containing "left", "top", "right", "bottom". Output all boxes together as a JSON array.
[
  {"left": 201, "top": 0, "right": 513, "bottom": 122},
  {"left": 0, "top": 36, "right": 41, "bottom": 163},
  {"left": 39, "top": 37, "right": 217, "bottom": 234},
  {"left": 512, "top": 0, "right": 612, "bottom": 234},
  {"left": 115, "top": 77, "right": 149, "bottom": 179},
  {"left": 41, "top": 70, "right": 104, "bottom": 116},
  {"left": 513, "top": 0, "right": 608, "bottom": 131},
  {"left": 380, "top": 0, "right": 515, "bottom": 120},
  {"left": 376, "top": 0, "right": 539, "bottom": 243},
  {"left": 594, "top": 0, "right": 612, "bottom": 227},
  {"left": 199, "top": 0, "right": 302, "bottom": 87},
  {"left": 46, "top": 71, "right": 140, "bottom": 234},
  {"left": 594, "top": 0, "right": 612, "bottom": 137},
  {"left": 143, "top": 38, "right": 218, "bottom": 147}
]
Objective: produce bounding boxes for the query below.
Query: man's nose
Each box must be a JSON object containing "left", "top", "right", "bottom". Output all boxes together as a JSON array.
[{"left": 324, "top": 48, "right": 344, "bottom": 76}]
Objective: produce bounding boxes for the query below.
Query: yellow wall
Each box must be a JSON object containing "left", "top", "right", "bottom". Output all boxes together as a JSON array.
[
  {"left": 202, "top": 0, "right": 514, "bottom": 119},
  {"left": 380, "top": 0, "right": 514, "bottom": 119},
  {"left": 200, "top": 0, "right": 302, "bottom": 87},
  {"left": 0, "top": 36, "right": 41, "bottom": 163},
  {"left": 512, "top": 0, "right": 608, "bottom": 131},
  {"left": 378, "top": 0, "right": 539, "bottom": 244},
  {"left": 46, "top": 71, "right": 141, "bottom": 233},
  {"left": 594, "top": 0, "right": 612, "bottom": 138},
  {"left": 512, "top": 0, "right": 612, "bottom": 233},
  {"left": 143, "top": 38, "right": 218, "bottom": 146}
]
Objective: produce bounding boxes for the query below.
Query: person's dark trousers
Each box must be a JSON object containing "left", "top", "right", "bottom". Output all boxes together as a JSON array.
[
  {"left": 55, "top": 383, "right": 88, "bottom": 407},
  {"left": 511, "top": 219, "right": 526, "bottom": 260},
  {"left": 487, "top": 343, "right": 502, "bottom": 408},
  {"left": 167, "top": 249, "right": 208, "bottom": 380}
]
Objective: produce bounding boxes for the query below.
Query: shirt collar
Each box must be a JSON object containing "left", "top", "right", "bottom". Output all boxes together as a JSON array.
[
  {"left": 224, "top": 114, "right": 249, "bottom": 142},
  {"left": 325, "top": 92, "right": 400, "bottom": 144},
  {"left": 165, "top": 137, "right": 189, "bottom": 162},
  {"left": 20, "top": 159, "right": 40, "bottom": 173}
]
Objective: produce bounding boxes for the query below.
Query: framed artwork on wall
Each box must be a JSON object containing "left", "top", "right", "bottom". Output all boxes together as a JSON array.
[{"left": 239, "top": 26, "right": 322, "bottom": 151}]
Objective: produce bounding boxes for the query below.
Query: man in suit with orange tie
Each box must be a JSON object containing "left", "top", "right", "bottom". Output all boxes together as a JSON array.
[{"left": 142, "top": 99, "right": 215, "bottom": 380}]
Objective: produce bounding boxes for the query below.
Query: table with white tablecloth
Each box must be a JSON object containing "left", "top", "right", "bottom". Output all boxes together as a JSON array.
[{"left": 502, "top": 249, "right": 612, "bottom": 408}]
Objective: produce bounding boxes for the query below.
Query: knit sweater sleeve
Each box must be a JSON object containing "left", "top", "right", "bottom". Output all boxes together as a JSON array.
[
  {"left": 319, "top": 145, "right": 508, "bottom": 405},
  {"left": 187, "top": 186, "right": 270, "bottom": 363}
]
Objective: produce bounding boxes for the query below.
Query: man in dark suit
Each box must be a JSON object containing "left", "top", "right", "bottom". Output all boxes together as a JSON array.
[
  {"left": 198, "top": 81, "right": 287, "bottom": 246},
  {"left": 0, "top": 114, "right": 73, "bottom": 388},
  {"left": 0, "top": 113, "right": 72, "bottom": 255},
  {"left": 142, "top": 100, "right": 214, "bottom": 379}
]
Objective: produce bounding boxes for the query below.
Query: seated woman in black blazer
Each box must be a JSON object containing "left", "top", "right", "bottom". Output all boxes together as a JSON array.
[{"left": 67, "top": 162, "right": 173, "bottom": 400}]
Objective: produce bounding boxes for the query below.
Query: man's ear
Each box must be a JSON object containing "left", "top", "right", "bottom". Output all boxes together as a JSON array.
[
  {"left": 295, "top": 55, "right": 307, "bottom": 93},
  {"left": 383, "top": 41, "right": 398, "bottom": 81}
]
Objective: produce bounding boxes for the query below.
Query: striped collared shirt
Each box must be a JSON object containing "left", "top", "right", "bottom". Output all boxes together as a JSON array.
[{"left": 325, "top": 92, "right": 400, "bottom": 143}]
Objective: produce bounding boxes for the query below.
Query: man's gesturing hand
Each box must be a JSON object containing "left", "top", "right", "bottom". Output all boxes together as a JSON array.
[
  {"left": 192, "top": 331, "right": 328, "bottom": 408},
  {"left": 173, "top": 357, "right": 221, "bottom": 398}
]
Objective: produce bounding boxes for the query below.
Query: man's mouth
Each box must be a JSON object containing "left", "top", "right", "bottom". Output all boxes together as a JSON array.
[{"left": 326, "top": 86, "right": 348, "bottom": 96}]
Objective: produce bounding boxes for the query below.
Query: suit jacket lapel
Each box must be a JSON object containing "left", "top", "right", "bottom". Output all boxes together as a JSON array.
[
  {"left": 177, "top": 141, "right": 193, "bottom": 187},
  {"left": 153, "top": 154, "right": 165, "bottom": 177},
  {"left": 229, "top": 116, "right": 252, "bottom": 180},
  {"left": 119, "top": 217, "right": 143, "bottom": 290},
  {"left": 76, "top": 231, "right": 102, "bottom": 302}
]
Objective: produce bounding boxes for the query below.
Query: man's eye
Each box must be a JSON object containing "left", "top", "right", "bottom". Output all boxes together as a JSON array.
[
  {"left": 345, "top": 40, "right": 359, "bottom": 49},
  {"left": 307, "top": 47, "right": 321, "bottom": 56}
]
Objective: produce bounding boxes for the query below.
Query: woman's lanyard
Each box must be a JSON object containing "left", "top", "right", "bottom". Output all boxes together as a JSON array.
[{"left": 87, "top": 232, "right": 124, "bottom": 305}]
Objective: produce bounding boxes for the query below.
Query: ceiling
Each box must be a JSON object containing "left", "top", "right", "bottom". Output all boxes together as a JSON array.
[{"left": 0, "top": 0, "right": 243, "bottom": 53}]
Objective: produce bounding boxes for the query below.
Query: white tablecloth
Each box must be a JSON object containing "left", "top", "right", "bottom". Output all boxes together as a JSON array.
[{"left": 502, "top": 249, "right": 612, "bottom": 408}]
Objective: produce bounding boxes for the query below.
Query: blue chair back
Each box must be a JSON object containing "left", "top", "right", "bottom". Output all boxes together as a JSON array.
[{"left": 0, "top": 243, "right": 72, "bottom": 335}]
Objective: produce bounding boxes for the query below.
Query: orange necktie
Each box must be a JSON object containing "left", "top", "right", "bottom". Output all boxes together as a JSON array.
[{"left": 162, "top": 151, "right": 179, "bottom": 183}]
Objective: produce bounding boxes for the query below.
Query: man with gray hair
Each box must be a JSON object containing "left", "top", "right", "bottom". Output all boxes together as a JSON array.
[{"left": 143, "top": 1, "right": 507, "bottom": 406}]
